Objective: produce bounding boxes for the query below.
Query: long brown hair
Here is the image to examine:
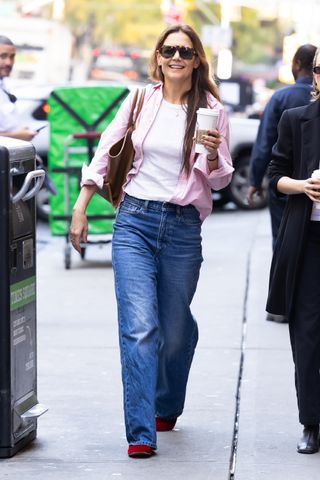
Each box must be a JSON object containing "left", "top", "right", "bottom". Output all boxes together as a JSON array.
[
  {"left": 311, "top": 47, "right": 320, "bottom": 101},
  {"left": 149, "top": 24, "right": 220, "bottom": 175}
]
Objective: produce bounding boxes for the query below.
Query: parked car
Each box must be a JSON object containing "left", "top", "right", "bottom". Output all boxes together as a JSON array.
[
  {"left": 13, "top": 84, "right": 50, "bottom": 159},
  {"left": 10, "top": 83, "right": 266, "bottom": 216},
  {"left": 89, "top": 47, "right": 150, "bottom": 83},
  {"left": 220, "top": 115, "right": 267, "bottom": 209}
]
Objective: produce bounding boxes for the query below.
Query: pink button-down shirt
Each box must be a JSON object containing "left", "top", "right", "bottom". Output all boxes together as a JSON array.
[{"left": 82, "top": 83, "right": 234, "bottom": 222}]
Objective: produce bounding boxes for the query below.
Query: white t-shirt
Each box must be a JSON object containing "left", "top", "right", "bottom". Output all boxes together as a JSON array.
[
  {"left": 310, "top": 200, "right": 320, "bottom": 221},
  {"left": 125, "top": 99, "right": 187, "bottom": 202},
  {"left": 0, "top": 78, "right": 18, "bottom": 132}
]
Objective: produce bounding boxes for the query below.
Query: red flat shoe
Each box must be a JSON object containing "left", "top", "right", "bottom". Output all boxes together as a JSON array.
[
  {"left": 156, "top": 416, "right": 177, "bottom": 432},
  {"left": 128, "top": 444, "right": 154, "bottom": 458}
]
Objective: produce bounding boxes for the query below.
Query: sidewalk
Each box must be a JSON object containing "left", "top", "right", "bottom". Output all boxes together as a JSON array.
[
  {"left": 1, "top": 207, "right": 320, "bottom": 479},
  {"left": 236, "top": 213, "right": 320, "bottom": 480}
]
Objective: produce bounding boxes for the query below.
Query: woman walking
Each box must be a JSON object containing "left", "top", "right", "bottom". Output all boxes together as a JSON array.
[
  {"left": 70, "top": 24, "right": 233, "bottom": 458},
  {"left": 267, "top": 47, "right": 320, "bottom": 454}
]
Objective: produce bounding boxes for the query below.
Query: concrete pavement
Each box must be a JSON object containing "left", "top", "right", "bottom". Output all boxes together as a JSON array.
[{"left": 1, "top": 207, "right": 320, "bottom": 479}]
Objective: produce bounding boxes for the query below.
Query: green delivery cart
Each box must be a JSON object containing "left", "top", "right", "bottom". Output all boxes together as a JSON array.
[{"left": 48, "top": 84, "right": 131, "bottom": 269}]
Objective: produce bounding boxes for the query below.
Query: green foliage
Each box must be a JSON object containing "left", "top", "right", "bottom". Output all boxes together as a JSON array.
[
  {"left": 64, "top": 0, "right": 166, "bottom": 48},
  {"left": 61, "top": 1, "right": 282, "bottom": 66},
  {"left": 231, "top": 7, "right": 282, "bottom": 65}
]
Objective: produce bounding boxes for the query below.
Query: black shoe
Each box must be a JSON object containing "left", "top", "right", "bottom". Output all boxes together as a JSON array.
[
  {"left": 266, "top": 313, "right": 288, "bottom": 323},
  {"left": 297, "top": 425, "right": 319, "bottom": 454}
]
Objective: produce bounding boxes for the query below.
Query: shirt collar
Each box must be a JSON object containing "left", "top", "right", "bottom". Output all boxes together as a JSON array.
[
  {"left": 296, "top": 76, "right": 313, "bottom": 85},
  {"left": 0, "top": 80, "right": 17, "bottom": 103}
]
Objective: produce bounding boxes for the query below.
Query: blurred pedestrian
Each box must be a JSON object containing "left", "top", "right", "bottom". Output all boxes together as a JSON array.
[
  {"left": 247, "top": 43, "right": 316, "bottom": 324},
  {"left": 70, "top": 24, "right": 233, "bottom": 458},
  {"left": 0, "top": 35, "right": 37, "bottom": 141},
  {"left": 267, "top": 46, "right": 320, "bottom": 454}
]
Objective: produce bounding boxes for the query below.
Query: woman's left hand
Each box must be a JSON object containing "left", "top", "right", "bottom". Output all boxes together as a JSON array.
[
  {"left": 202, "top": 128, "right": 222, "bottom": 159},
  {"left": 303, "top": 177, "right": 320, "bottom": 202}
]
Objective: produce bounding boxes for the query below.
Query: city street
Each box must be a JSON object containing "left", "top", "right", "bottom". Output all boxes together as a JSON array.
[
  {"left": 1, "top": 206, "right": 320, "bottom": 479},
  {"left": 1, "top": 0, "right": 319, "bottom": 477}
]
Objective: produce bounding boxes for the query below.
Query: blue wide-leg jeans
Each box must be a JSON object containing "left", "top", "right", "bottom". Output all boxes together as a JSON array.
[{"left": 112, "top": 194, "right": 203, "bottom": 449}]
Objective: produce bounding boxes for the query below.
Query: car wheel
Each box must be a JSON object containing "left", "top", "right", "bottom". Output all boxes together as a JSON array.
[
  {"left": 211, "top": 190, "right": 230, "bottom": 208},
  {"left": 36, "top": 188, "right": 50, "bottom": 221},
  {"left": 228, "top": 154, "right": 268, "bottom": 210}
]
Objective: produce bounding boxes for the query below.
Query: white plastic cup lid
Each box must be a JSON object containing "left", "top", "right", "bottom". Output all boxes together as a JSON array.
[{"left": 196, "top": 108, "right": 219, "bottom": 116}]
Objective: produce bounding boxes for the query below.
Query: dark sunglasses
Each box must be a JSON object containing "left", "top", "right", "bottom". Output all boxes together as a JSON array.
[
  {"left": 159, "top": 45, "right": 196, "bottom": 60},
  {"left": 313, "top": 66, "right": 320, "bottom": 75}
]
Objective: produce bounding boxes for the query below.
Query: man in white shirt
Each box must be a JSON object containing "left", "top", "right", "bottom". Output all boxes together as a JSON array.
[{"left": 0, "top": 35, "right": 37, "bottom": 141}]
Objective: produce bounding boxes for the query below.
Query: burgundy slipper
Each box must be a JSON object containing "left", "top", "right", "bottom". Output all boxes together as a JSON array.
[
  {"left": 156, "top": 416, "right": 177, "bottom": 431},
  {"left": 128, "top": 444, "right": 154, "bottom": 458}
]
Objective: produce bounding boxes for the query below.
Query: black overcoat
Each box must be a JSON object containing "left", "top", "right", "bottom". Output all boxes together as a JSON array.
[{"left": 266, "top": 99, "right": 320, "bottom": 315}]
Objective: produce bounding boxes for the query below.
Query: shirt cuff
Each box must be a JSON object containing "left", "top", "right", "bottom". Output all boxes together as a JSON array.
[
  {"left": 80, "top": 164, "right": 104, "bottom": 189},
  {"left": 194, "top": 152, "right": 234, "bottom": 178}
]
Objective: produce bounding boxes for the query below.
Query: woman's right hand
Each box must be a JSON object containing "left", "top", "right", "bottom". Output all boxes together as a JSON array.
[
  {"left": 69, "top": 185, "right": 97, "bottom": 252},
  {"left": 70, "top": 209, "right": 88, "bottom": 253}
]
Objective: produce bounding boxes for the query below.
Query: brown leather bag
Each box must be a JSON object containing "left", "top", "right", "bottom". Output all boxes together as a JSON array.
[{"left": 98, "top": 88, "right": 146, "bottom": 207}]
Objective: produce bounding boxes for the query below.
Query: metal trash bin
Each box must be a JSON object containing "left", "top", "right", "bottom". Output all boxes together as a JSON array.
[{"left": 0, "top": 137, "right": 47, "bottom": 458}]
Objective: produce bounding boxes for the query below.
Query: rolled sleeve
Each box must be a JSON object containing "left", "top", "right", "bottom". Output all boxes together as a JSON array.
[
  {"left": 81, "top": 164, "right": 104, "bottom": 189},
  {"left": 194, "top": 152, "right": 234, "bottom": 190}
]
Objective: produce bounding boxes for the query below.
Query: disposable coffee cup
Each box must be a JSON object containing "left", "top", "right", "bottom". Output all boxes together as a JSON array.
[
  {"left": 195, "top": 108, "right": 220, "bottom": 154},
  {"left": 312, "top": 169, "right": 320, "bottom": 209}
]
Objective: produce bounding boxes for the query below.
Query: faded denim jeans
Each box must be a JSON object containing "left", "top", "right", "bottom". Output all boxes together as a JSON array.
[{"left": 112, "top": 194, "right": 202, "bottom": 449}]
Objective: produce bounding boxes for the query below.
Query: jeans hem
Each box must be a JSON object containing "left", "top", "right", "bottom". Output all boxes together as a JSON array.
[
  {"left": 128, "top": 441, "right": 157, "bottom": 450},
  {"left": 299, "top": 419, "right": 320, "bottom": 426},
  {"left": 156, "top": 411, "right": 182, "bottom": 419}
]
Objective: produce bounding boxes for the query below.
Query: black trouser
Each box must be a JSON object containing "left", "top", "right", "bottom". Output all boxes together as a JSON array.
[
  {"left": 289, "top": 221, "right": 320, "bottom": 425},
  {"left": 268, "top": 185, "right": 287, "bottom": 250}
]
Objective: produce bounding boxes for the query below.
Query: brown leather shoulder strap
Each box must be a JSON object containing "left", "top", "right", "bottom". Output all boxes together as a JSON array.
[
  {"left": 133, "top": 87, "right": 146, "bottom": 126},
  {"left": 127, "top": 88, "right": 139, "bottom": 128}
]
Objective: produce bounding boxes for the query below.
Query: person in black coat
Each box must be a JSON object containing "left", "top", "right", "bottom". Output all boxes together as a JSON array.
[
  {"left": 248, "top": 44, "right": 316, "bottom": 325},
  {"left": 247, "top": 44, "right": 316, "bottom": 247},
  {"left": 267, "top": 46, "right": 320, "bottom": 454}
]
